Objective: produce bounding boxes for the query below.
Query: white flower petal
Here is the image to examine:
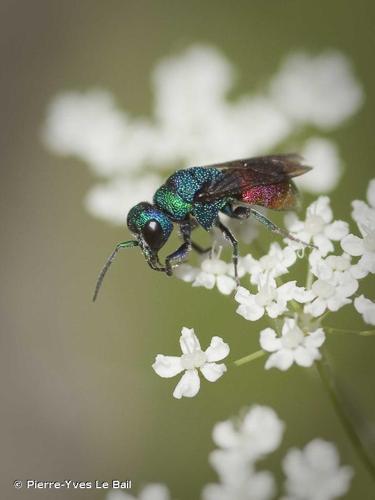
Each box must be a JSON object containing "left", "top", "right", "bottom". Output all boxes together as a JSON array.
[
  {"left": 338, "top": 274, "right": 358, "bottom": 297},
  {"left": 107, "top": 491, "right": 135, "bottom": 500},
  {"left": 351, "top": 200, "right": 375, "bottom": 227},
  {"left": 200, "top": 362, "right": 227, "bottom": 382},
  {"left": 324, "top": 220, "right": 349, "bottom": 240},
  {"left": 267, "top": 301, "right": 287, "bottom": 319},
  {"left": 212, "top": 421, "right": 240, "bottom": 449},
  {"left": 284, "top": 212, "right": 304, "bottom": 232},
  {"left": 294, "top": 346, "right": 315, "bottom": 367},
  {"left": 234, "top": 285, "right": 251, "bottom": 303},
  {"left": 327, "top": 296, "right": 351, "bottom": 312},
  {"left": 304, "top": 298, "right": 327, "bottom": 317},
  {"left": 313, "top": 233, "right": 334, "bottom": 256},
  {"left": 305, "top": 439, "right": 339, "bottom": 468},
  {"left": 306, "top": 329, "right": 326, "bottom": 348},
  {"left": 367, "top": 179, "right": 375, "bottom": 209},
  {"left": 354, "top": 295, "right": 375, "bottom": 325},
  {"left": 152, "top": 355, "right": 184, "bottom": 378},
  {"left": 205, "top": 336, "right": 230, "bottom": 362},
  {"left": 173, "top": 369, "right": 200, "bottom": 399},
  {"left": 243, "top": 471, "right": 276, "bottom": 500},
  {"left": 201, "top": 258, "right": 226, "bottom": 275},
  {"left": 310, "top": 196, "right": 333, "bottom": 223},
  {"left": 201, "top": 484, "right": 228, "bottom": 500},
  {"left": 179, "top": 327, "right": 201, "bottom": 354},
  {"left": 341, "top": 234, "right": 364, "bottom": 256},
  {"left": 265, "top": 349, "right": 294, "bottom": 371},
  {"left": 278, "top": 281, "right": 298, "bottom": 301},
  {"left": 192, "top": 271, "right": 216, "bottom": 289},
  {"left": 216, "top": 274, "right": 236, "bottom": 295},
  {"left": 260, "top": 328, "right": 282, "bottom": 352},
  {"left": 242, "top": 405, "right": 285, "bottom": 456},
  {"left": 174, "top": 264, "right": 199, "bottom": 282},
  {"left": 140, "top": 484, "right": 170, "bottom": 500},
  {"left": 351, "top": 262, "right": 369, "bottom": 279},
  {"left": 237, "top": 303, "right": 264, "bottom": 321},
  {"left": 298, "top": 138, "right": 343, "bottom": 194},
  {"left": 293, "top": 286, "right": 315, "bottom": 303},
  {"left": 359, "top": 252, "right": 375, "bottom": 274}
]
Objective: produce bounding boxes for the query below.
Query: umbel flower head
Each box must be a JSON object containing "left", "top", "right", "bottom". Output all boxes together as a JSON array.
[
  {"left": 212, "top": 405, "right": 285, "bottom": 462},
  {"left": 235, "top": 277, "right": 312, "bottom": 321},
  {"left": 152, "top": 327, "right": 229, "bottom": 399},
  {"left": 175, "top": 251, "right": 246, "bottom": 295},
  {"left": 43, "top": 46, "right": 363, "bottom": 225},
  {"left": 284, "top": 196, "right": 348, "bottom": 256}
]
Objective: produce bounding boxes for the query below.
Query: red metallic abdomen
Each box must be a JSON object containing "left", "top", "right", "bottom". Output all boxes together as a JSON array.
[{"left": 240, "top": 181, "right": 297, "bottom": 210}]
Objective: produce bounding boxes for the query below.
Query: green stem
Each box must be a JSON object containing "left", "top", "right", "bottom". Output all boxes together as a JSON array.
[
  {"left": 324, "top": 327, "right": 375, "bottom": 337},
  {"left": 319, "top": 311, "right": 330, "bottom": 322},
  {"left": 316, "top": 355, "right": 375, "bottom": 481},
  {"left": 234, "top": 349, "right": 265, "bottom": 367},
  {"left": 306, "top": 266, "right": 313, "bottom": 290}
]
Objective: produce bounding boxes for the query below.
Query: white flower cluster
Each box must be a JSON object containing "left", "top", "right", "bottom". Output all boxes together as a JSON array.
[
  {"left": 176, "top": 184, "right": 375, "bottom": 371},
  {"left": 342, "top": 179, "right": 375, "bottom": 325},
  {"left": 43, "top": 45, "right": 363, "bottom": 225},
  {"left": 245, "top": 190, "right": 373, "bottom": 366},
  {"left": 281, "top": 439, "right": 353, "bottom": 500},
  {"left": 174, "top": 247, "right": 246, "bottom": 295},
  {"left": 106, "top": 406, "right": 353, "bottom": 500},
  {"left": 260, "top": 319, "right": 325, "bottom": 371},
  {"left": 204, "top": 405, "right": 284, "bottom": 500}
]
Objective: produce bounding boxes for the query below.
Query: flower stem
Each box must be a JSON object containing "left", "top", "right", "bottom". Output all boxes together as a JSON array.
[
  {"left": 306, "top": 266, "right": 314, "bottom": 290},
  {"left": 316, "top": 355, "right": 375, "bottom": 481},
  {"left": 324, "top": 327, "right": 375, "bottom": 336},
  {"left": 234, "top": 349, "right": 265, "bottom": 367}
]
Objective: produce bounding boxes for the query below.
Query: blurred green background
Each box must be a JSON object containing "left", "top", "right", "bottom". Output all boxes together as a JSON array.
[{"left": 1, "top": 1, "right": 374, "bottom": 499}]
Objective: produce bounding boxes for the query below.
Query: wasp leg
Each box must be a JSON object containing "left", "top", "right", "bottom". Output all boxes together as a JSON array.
[
  {"left": 188, "top": 219, "right": 211, "bottom": 254},
  {"left": 165, "top": 223, "right": 192, "bottom": 276},
  {"left": 191, "top": 241, "right": 211, "bottom": 255},
  {"left": 249, "top": 208, "right": 316, "bottom": 248},
  {"left": 216, "top": 220, "right": 239, "bottom": 283},
  {"left": 140, "top": 240, "right": 167, "bottom": 272},
  {"left": 223, "top": 204, "right": 251, "bottom": 220},
  {"left": 145, "top": 256, "right": 166, "bottom": 272}
]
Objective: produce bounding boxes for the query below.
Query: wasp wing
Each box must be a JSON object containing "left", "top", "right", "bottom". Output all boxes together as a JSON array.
[{"left": 194, "top": 154, "right": 311, "bottom": 203}]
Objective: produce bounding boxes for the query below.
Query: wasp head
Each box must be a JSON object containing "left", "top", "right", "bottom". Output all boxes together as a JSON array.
[{"left": 127, "top": 202, "right": 173, "bottom": 254}]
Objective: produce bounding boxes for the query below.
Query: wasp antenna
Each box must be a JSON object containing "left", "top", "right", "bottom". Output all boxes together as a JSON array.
[{"left": 92, "top": 240, "right": 138, "bottom": 302}]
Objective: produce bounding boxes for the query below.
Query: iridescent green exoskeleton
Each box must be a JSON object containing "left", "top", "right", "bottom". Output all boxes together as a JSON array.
[{"left": 93, "top": 154, "right": 313, "bottom": 301}]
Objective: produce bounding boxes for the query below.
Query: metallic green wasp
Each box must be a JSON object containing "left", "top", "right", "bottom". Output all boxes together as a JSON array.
[{"left": 93, "top": 154, "right": 312, "bottom": 301}]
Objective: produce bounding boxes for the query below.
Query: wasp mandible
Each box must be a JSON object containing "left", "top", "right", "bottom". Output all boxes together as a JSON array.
[{"left": 93, "top": 154, "right": 312, "bottom": 301}]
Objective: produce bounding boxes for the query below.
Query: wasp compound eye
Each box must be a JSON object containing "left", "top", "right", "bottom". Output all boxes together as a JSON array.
[{"left": 142, "top": 219, "right": 165, "bottom": 250}]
